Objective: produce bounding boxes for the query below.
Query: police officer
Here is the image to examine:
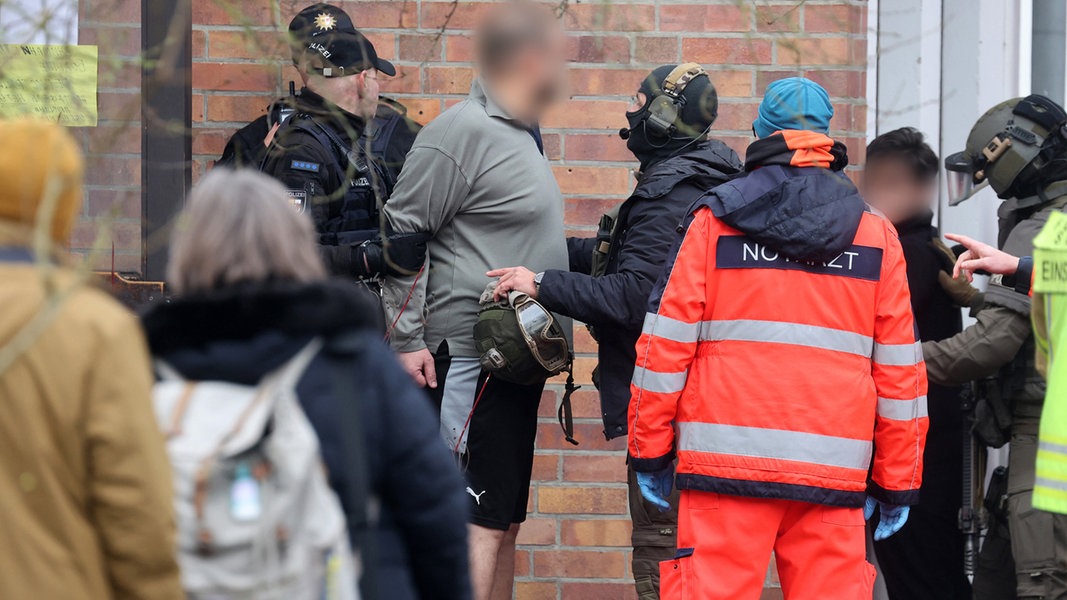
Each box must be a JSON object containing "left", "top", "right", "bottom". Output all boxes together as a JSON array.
[
  {"left": 253, "top": 4, "right": 424, "bottom": 279},
  {"left": 925, "top": 94, "right": 1067, "bottom": 599},
  {"left": 488, "top": 63, "right": 742, "bottom": 600}
]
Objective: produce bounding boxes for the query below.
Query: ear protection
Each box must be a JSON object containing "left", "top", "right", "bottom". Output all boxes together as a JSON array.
[{"left": 644, "top": 63, "right": 709, "bottom": 139}]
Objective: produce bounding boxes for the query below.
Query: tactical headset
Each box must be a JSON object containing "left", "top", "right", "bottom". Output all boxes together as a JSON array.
[{"left": 644, "top": 63, "right": 710, "bottom": 138}]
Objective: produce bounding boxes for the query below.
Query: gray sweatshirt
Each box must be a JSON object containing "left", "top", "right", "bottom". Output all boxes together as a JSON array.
[{"left": 382, "top": 79, "right": 570, "bottom": 357}]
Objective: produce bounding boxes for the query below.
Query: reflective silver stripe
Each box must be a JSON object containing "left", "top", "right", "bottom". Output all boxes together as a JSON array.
[
  {"left": 701, "top": 319, "right": 874, "bottom": 358},
  {"left": 677, "top": 422, "right": 873, "bottom": 471},
  {"left": 1036, "top": 476, "right": 1067, "bottom": 492},
  {"left": 873, "top": 341, "right": 924, "bottom": 366},
  {"left": 877, "top": 396, "right": 929, "bottom": 420},
  {"left": 641, "top": 313, "right": 702, "bottom": 344},
  {"left": 1040, "top": 440, "right": 1067, "bottom": 456},
  {"left": 632, "top": 366, "right": 688, "bottom": 394}
]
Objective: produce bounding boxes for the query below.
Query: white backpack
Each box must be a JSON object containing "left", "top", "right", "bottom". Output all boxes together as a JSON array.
[{"left": 153, "top": 338, "right": 359, "bottom": 600}]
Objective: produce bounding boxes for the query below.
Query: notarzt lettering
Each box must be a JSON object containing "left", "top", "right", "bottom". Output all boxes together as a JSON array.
[{"left": 716, "top": 236, "right": 883, "bottom": 281}]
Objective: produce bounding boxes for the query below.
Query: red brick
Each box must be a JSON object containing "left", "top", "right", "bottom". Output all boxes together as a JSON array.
[
  {"left": 191, "top": 93, "right": 205, "bottom": 123},
  {"left": 569, "top": 35, "right": 631, "bottom": 64},
  {"left": 192, "top": 128, "right": 234, "bottom": 157},
  {"left": 567, "top": 67, "right": 648, "bottom": 96},
  {"left": 91, "top": 0, "right": 140, "bottom": 23},
  {"left": 542, "top": 133, "right": 563, "bottom": 161},
  {"left": 553, "top": 165, "right": 631, "bottom": 196},
  {"left": 683, "top": 38, "right": 772, "bottom": 65},
  {"left": 71, "top": 220, "right": 141, "bottom": 253},
  {"left": 635, "top": 37, "right": 678, "bottom": 65},
  {"left": 804, "top": 69, "right": 865, "bottom": 98},
  {"left": 565, "top": 198, "right": 630, "bottom": 231},
  {"left": 757, "top": 5, "right": 801, "bottom": 33},
  {"left": 87, "top": 189, "right": 141, "bottom": 220},
  {"left": 397, "top": 97, "right": 442, "bottom": 124},
  {"left": 563, "top": 4, "right": 656, "bottom": 32},
  {"left": 514, "top": 581, "right": 555, "bottom": 600},
  {"left": 425, "top": 66, "right": 473, "bottom": 95},
  {"left": 538, "top": 486, "right": 628, "bottom": 515},
  {"left": 709, "top": 101, "right": 760, "bottom": 133},
  {"left": 563, "top": 454, "right": 626, "bottom": 483},
  {"left": 85, "top": 156, "right": 140, "bottom": 186},
  {"left": 514, "top": 549, "right": 531, "bottom": 577},
  {"left": 538, "top": 420, "right": 627, "bottom": 451},
  {"left": 710, "top": 70, "right": 755, "bottom": 98},
  {"left": 565, "top": 133, "right": 632, "bottom": 163},
  {"left": 99, "top": 61, "right": 142, "bottom": 90},
  {"left": 542, "top": 100, "right": 629, "bottom": 130},
  {"left": 192, "top": 0, "right": 273, "bottom": 26},
  {"left": 561, "top": 582, "right": 639, "bottom": 600},
  {"left": 572, "top": 327, "right": 599, "bottom": 354},
  {"left": 192, "top": 62, "right": 279, "bottom": 92},
  {"left": 561, "top": 518, "right": 632, "bottom": 547},
  {"left": 444, "top": 34, "right": 475, "bottom": 62},
  {"left": 756, "top": 69, "right": 802, "bottom": 93},
  {"left": 82, "top": 124, "right": 141, "bottom": 154},
  {"left": 398, "top": 33, "right": 443, "bottom": 62},
  {"left": 382, "top": 65, "right": 423, "bottom": 95},
  {"left": 660, "top": 4, "right": 751, "bottom": 33},
  {"left": 537, "top": 389, "right": 603, "bottom": 420},
  {"left": 805, "top": 4, "right": 865, "bottom": 34},
  {"left": 206, "top": 94, "right": 272, "bottom": 122},
  {"left": 81, "top": 25, "right": 141, "bottom": 57},
  {"left": 421, "top": 2, "right": 493, "bottom": 31},
  {"left": 776, "top": 37, "right": 856, "bottom": 66},
  {"left": 533, "top": 548, "right": 627, "bottom": 578},
  {"left": 531, "top": 453, "right": 560, "bottom": 482},
  {"left": 97, "top": 92, "right": 141, "bottom": 122},
  {"left": 516, "top": 517, "right": 557, "bottom": 546},
  {"left": 207, "top": 30, "right": 286, "bottom": 60}
]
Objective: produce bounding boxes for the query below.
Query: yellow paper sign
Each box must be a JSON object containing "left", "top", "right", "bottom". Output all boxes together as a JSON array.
[{"left": 0, "top": 44, "right": 98, "bottom": 126}]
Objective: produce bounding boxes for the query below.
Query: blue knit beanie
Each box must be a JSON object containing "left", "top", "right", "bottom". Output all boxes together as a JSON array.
[{"left": 752, "top": 77, "right": 834, "bottom": 138}]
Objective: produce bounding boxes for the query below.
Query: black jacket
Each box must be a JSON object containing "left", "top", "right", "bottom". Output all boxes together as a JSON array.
[
  {"left": 140, "top": 281, "right": 470, "bottom": 600},
  {"left": 894, "top": 212, "right": 965, "bottom": 513},
  {"left": 537, "top": 140, "right": 742, "bottom": 439}
]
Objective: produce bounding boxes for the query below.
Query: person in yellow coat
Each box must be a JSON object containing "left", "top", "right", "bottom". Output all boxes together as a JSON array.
[{"left": 950, "top": 219, "right": 1067, "bottom": 514}]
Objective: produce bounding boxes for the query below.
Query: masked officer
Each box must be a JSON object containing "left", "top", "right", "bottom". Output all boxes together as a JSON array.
[
  {"left": 488, "top": 63, "right": 742, "bottom": 600},
  {"left": 251, "top": 4, "right": 425, "bottom": 280},
  {"left": 925, "top": 94, "right": 1067, "bottom": 599},
  {"left": 628, "top": 77, "right": 928, "bottom": 600}
]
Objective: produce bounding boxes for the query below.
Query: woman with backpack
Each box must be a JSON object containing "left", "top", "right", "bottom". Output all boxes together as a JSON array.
[{"left": 141, "top": 169, "right": 471, "bottom": 600}]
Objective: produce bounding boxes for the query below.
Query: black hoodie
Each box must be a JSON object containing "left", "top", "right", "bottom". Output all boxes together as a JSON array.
[{"left": 537, "top": 139, "right": 743, "bottom": 439}]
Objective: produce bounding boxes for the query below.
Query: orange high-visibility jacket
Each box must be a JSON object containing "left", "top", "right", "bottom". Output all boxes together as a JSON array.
[{"left": 629, "top": 137, "right": 928, "bottom": 507}]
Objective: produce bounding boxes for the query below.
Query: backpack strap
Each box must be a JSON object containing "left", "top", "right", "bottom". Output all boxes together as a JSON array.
[{"left": 154, "top": 359, "right": 186, "bottom": 382}]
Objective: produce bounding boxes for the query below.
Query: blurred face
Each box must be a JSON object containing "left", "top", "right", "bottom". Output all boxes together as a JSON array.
[
  {"left": 862, "top": 158, "right": 938, "bottom": 224},
  {"left": 517, "top": 28, "right": 567, "bottom": 118}
]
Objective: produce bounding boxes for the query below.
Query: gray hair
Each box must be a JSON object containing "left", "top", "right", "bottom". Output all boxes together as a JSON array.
[{"left": 167, "top": 168, "right": 327, "bottom": 295}]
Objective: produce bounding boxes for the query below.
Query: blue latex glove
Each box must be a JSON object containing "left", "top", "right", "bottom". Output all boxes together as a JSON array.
[
  {"left": 636, "top": 465, "right": 674, "bottom": 512},
  {"left": 864, "top": 495, "right": 910, "bottom": 541}
]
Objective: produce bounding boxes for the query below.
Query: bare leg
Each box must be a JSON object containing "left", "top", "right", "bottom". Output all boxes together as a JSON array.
[
  {"left": 469, "top": 524, "right": 508, "bottom": 600},
  {"left": 489, "top": 524, "right": 521, "bottom": 600}
]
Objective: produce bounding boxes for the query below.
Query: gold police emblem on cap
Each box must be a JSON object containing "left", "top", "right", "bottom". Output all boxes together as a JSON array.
[{"left": 314, "top": 12, "right": 337, "bottom": 31}]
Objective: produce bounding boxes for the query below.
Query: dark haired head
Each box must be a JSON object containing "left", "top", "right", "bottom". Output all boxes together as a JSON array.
[{"left": 866, "top": 127, "right": 939, "bottom": 182}]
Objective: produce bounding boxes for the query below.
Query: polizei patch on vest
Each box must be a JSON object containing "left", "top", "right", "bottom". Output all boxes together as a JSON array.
[{"left": 716, "top": 236, "right": 883, "bottom": 281}]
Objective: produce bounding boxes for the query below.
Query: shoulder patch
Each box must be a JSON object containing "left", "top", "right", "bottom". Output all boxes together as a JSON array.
[{"left": 290, "top": 160, "right": 321, "bottom": 173}]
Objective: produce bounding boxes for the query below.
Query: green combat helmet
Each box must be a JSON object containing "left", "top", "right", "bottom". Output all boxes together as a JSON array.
[
  {"left": 946, "top": 94, "right": 1067, "bottom": 206},
  {"left": 474, "top": 285, "right": 580, "bottom": 445}
]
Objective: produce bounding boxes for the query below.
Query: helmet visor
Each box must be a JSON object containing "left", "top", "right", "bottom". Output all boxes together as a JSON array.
[
  {"left": 945, "top": 150, "right": 986, "bottom": 206},
  {"left": 514, "top": 298, "right": 570, "bottom": 373}
]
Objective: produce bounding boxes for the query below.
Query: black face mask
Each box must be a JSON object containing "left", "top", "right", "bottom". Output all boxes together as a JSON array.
[{"left": 624, "top": 79, "right": 710, "bottom": 171}]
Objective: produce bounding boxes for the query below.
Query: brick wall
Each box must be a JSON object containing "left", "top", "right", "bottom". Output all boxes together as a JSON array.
[{"left": 79, "top": 1, "right": 868, "bottom": 598}]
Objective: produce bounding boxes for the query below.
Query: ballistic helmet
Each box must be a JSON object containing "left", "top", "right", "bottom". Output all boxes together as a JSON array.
[
  {"left": 946, "top": 95, "right": 1067, "bottom": 205},
  {"left": 474, "top": 289, "right": 570, "bottom": 386}
]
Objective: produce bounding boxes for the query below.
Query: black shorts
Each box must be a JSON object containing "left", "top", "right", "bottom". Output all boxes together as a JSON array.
[{"left": 431, "top": 346, "right": 545, "bottom": 531}]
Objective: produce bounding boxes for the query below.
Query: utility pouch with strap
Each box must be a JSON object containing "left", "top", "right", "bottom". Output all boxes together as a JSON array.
[
  {"left": 153, "top": 338, "right": 359, "bottom": 600},
  {"left": 973, "top": 374, "right": 1014, "bottom": 448},
  {"left": 587, "top": 204, "right": 622, "bottom": 345}
]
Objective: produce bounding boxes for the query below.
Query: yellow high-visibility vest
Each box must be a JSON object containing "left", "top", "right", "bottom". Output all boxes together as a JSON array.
[{"left": 1033, "top": 210, "right": 1067, "bottom": 514}]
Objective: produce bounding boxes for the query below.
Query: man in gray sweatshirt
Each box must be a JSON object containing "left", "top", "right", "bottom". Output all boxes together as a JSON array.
[{"left": 380, "top": 4, "right": 569, "bottom": 600}]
